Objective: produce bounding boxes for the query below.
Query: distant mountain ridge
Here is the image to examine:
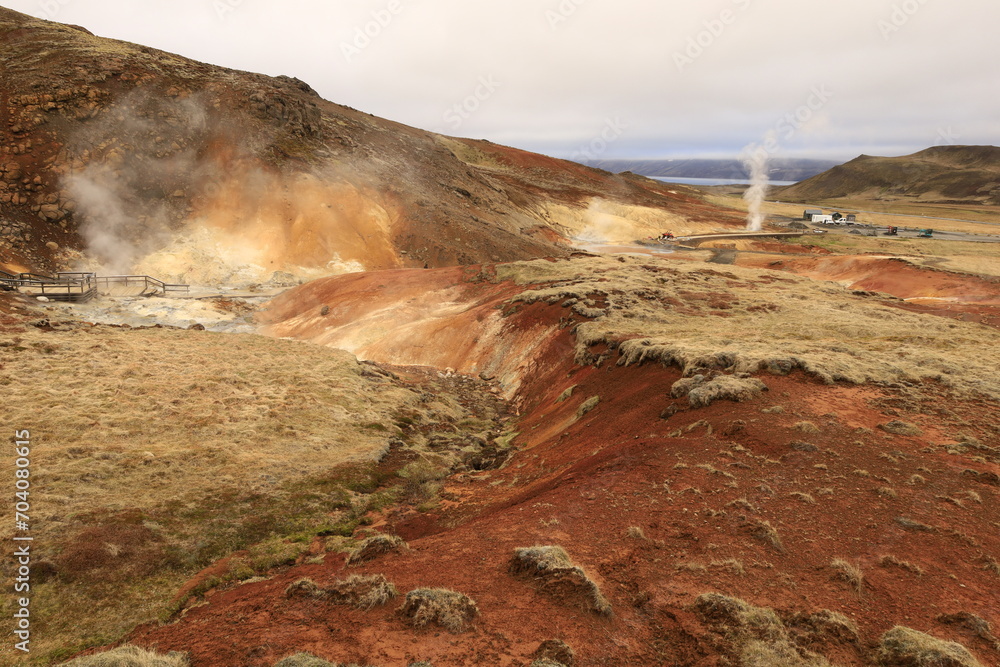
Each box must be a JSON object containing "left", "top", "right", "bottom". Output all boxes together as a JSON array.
[
  {"left": 580, "top": 158, "right": 842, "bottom": 182},
  {"left": 774, "top": 146, "right": 1000, "bottom": 204}
]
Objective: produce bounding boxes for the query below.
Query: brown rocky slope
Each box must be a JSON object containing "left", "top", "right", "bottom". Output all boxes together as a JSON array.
[
  {"left": 775, "top": 146, "right": 1000, "bottom": 206},
  {"left": 0, "top": 7, "right": 742, "bottom": 281}
]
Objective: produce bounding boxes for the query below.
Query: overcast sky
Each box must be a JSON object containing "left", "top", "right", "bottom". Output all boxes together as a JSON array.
[{"left": 6, "top": 0, "right": 999, "bottom": 161}]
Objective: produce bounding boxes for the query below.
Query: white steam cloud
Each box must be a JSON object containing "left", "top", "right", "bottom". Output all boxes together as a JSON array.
[
  {"left": 61, "top": 93, "right": 212, "bottom": 274},
  {"left": 65, "top": 164, "right": 170, "bottom": 274},
  {"left": 741, "top": 131, "right": 775, "bottom": 232}
]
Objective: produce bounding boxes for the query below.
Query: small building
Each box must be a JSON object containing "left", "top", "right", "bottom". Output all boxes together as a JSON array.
[
  {"left": 846, "top": 214, "right": 857, "bottom": 222},
  {"left": 803, "top": 209, "right": 823, "bottom": 220},
  {"left": 811, "top": 214, "right": 834, "bottom": 224}
]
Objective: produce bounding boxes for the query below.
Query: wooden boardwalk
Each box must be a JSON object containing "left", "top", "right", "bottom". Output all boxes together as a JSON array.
[{"left": 0, "top": 271, "right": 188, "bottom": 303}]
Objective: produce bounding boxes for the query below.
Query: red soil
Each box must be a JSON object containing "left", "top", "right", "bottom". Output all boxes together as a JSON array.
[
  {"left": 737, "top": 254, "right": 1000, "bottom": 330},
  {"left": 125, "top": 270, "right": 1000, "bottom": 667}
]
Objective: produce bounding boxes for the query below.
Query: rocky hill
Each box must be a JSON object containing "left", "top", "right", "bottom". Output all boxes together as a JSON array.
[
  {"left": 0, "top": 7, "right": 742, "bottom": 283},
  {"left": 775, "top": 146, "right": 1000, "bottom": 205}
]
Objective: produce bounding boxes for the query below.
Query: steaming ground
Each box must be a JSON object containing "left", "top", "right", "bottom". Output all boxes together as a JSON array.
[{"left": 46, "top": 291, "right": 276, "bottom": 332}]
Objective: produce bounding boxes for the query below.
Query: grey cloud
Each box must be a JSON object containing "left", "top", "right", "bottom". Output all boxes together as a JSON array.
[{"left": 6, "top": 0, "right": 998, "bottom": 160}]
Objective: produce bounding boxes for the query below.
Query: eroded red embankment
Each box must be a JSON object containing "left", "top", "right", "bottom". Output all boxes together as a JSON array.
[
  {"left": 128, "top": 273, "right": 1000, "bottom": 667},
  {"left": 738, "top": 255, "right": 1000, "bottom": 303},
  {"left": 259, "top": 266, "right": 570, "bottom": 400},
  {"left": 738, "top": 254, "right": 1000, "bottom": 329}
]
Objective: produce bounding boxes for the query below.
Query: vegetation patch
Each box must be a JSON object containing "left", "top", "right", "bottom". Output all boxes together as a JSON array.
[
  {"left": 285, "top": 574, "right": 398, "bottom": 610},
  {"left": 830, "top": 558, "right": 864, "bottom": 595},
  {"left": 509, "top": 545, "right": 612, "bottom": 616},
  {"left": 748, "top": 519, "right": 785, "bottom": 553},
  {"left": 500, "top": 257, "right": 1000, "bottom": 401},
  {"left": 671, "top": 374, "right": 768, "bottom": 408},
  {"left": 576, "top": 395, "right": 600, "bottom": 417},
  {"left": 881, "top": 421, "right": 924, "bottom": 437},
  {"left": 60, "top": 645, "right": 190, "bottom": 666},
  {"left": 879, "top": 555, "right": 925, "bottom": 576},
  {"left": 398, "top": 588, "right": 479, "bottom": 633},
  {"left": 347, "top": 534, "right": 408, "bottom": 565},
  {"left": 272, "top": 654, "right": 338, "bottom": 667},
  {"left": 692, "top": 593, "right": 846, "bottom": 666},
  {"left": 532, "top": 639, "right": 575, "bottom": 666},
  {"left": 875, "top": 626, "right": 983, "bottom": 667}
]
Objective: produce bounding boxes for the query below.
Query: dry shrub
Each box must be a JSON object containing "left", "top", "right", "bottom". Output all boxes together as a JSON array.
[
  {"left": 347, "top": 534, "right": 407, "bottom": 566},
  {"left": 577, "top": 395, "right": 600, "bottom": 417},
  {"left": 272, "top": 654, "right": 338, "bottom": 667},
  {"left": 711, "top": 559, "right": 747, "bottom": 575},
  {"left": 791, "top": 492, "right": 817, "bottom": 505},
  {"left": 749, "top": 519, "right": 785, "bottom": 553},
  {"left": 895, "top": 517, "right": 937, "bottom": 533},
  {"left": 533, "top": 639, "right": 575, "bottom": 667},
  {"left": 285, "top": 575, "right": 398, "bottom": 610},
  {"left": 727, "top": 497, "right": 757, "bottom": 512},
  {"left": 787, "top": 609, "right": 860, "bottom": 648},
  {"left": 626, "top": 526, "right": 646, "bottom": 540},
  {"left": 881, "top": 421, "right": 923, "bottom": 437},
  {"left": 60, "top": 645, "right": 190, "bottom": 666},
  {"left": 830, "top": 558, "right": 864, "bottom": 594},
  {"left": 879, "top": 555, "right": 925, "bottom": 576},
  {"left": 675, "top": 561, "right": 708, "bottom": 573},
  {"left": 327, "top": 575, "right": 398, "bottom": 610},
  {"left": 510, "top": 546, "right": 612, "bottom": 616},
  {"left": 671, "top": 374, "right": 767, "bottom": 408},
  {"left": 876, "top": 626, "right": 983, "bottom": 667},
  {"left": 937, "top": 612, "right": 997, "bottom": 646},
  {"left": 398, "top": 588, "right": 479, "bottom": 633},
  {"left": 285, "top": 578, "right": 325, "bottom": 599},
  {"left": 692, "top": 593, "right": 836, "bottom": 666},
  {"left": 795, "top": 421, "right": 821, "bottom": 434}
]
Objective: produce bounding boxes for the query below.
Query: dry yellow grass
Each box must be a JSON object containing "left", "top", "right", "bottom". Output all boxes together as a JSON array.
[
  {"left": 692, "top": 593, "right": 843, "bottom": 666},
  {"left": 497, "top": 256, "right": 1000, "bottom": 401},
  {"left": 830, "top": 558, "right": 864, "bottom": 595},
  {"left": 0, "top": 322, "right": 468, "bottom": 661}
]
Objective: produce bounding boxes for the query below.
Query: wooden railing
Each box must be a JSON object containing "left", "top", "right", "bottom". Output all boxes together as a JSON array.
[
  {"left": 93, "top": 275, "right": 189, "bottom": 294},
  {"left": 0, "top": 271, "right": 189, "bottom": 301}
]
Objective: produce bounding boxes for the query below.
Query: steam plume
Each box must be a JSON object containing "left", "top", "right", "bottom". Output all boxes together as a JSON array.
[{"left": 741, "top": 132, "right": 774, "bottom": 231}]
